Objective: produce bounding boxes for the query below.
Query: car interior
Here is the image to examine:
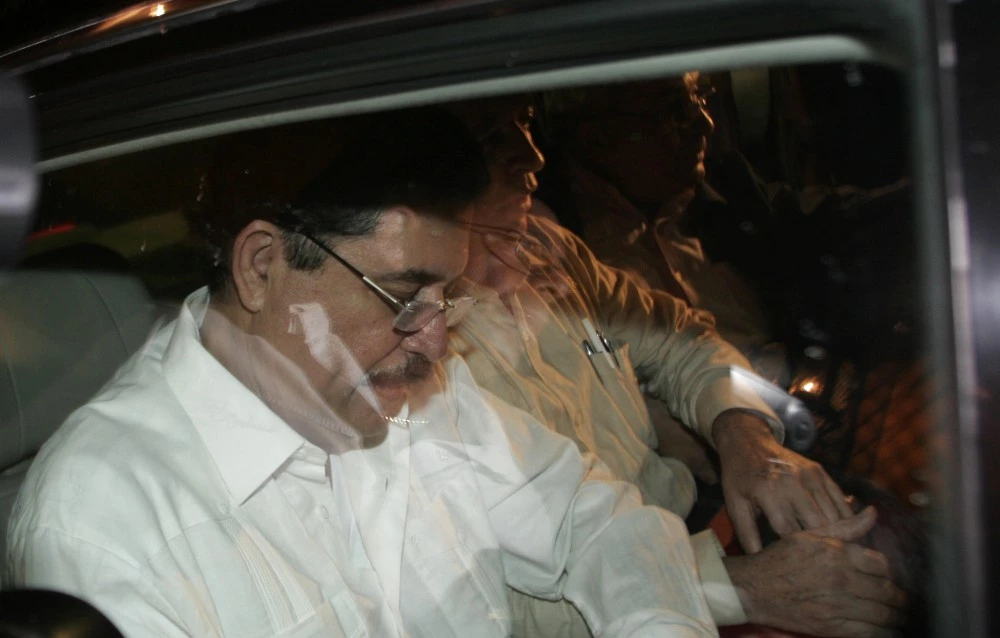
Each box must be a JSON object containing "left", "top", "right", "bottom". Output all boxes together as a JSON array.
[
  {"left": 0, "top": 0, "right": 993, "bottom": 635},
  {"left": 2, "top": 58, "right": 925, "bottom": 583}
]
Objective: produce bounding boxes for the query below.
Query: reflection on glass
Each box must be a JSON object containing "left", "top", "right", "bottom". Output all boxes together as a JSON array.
[
  {"left": 799, "top": 379, "right": 821, "bottom": 395},
  {"left": 7, "top": 62, "right": 936, "bottom": 638}
]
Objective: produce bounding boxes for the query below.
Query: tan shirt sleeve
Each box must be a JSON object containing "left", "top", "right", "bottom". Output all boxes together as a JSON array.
[{"left": 534, "top": 217, "right": 783, "bottom": 446}]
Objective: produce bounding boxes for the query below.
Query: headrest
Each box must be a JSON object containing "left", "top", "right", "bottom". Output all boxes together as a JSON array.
[
  {"left": 0, "top": 588, "right": 124, "bottom": 637},
  {"left": 0, "top": 270, "right": 157, "bottom": 470}
]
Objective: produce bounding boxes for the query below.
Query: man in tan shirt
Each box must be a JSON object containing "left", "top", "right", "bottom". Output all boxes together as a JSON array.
[{"left": 448, "top": 96, "right": 907, "bottom": 638}]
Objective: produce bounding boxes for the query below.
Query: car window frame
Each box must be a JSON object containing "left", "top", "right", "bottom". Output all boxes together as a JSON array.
[{"left": 5, "top": 1, "right": 988, "bottom": 636}]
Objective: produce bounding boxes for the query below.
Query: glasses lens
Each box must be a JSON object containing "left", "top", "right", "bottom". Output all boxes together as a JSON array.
[
  {"left": 392, "top": 297, "right": 478, "bottom": 332},
  {"left": 392, "top": 302, "right": 441, "bottom": 332},
  {"left": 674, "top": 86, "right": 714, "bottom": 126}
]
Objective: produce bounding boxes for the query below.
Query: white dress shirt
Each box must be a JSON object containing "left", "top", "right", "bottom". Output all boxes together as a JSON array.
[{"left": 5, "top": 288, "right": 718, "bottom": 637}]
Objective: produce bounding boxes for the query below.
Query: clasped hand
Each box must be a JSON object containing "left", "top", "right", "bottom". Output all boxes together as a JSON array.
[
  {"left": 712, "top": 410, "right": 907, "bottom": 638},
  {"left": 712, "top": 409, "right": 855, "bottom": 554}
]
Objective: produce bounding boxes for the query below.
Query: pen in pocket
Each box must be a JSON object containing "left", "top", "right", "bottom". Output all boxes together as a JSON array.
[
  {"left": 598, "top": 332, "right": 620, "bottom": 369},
  {"left": 581, "top": 317, "right": 618, "bottom": 370},
  {"left": 582, "top": 340, "right": 605, "bottom": 386}
]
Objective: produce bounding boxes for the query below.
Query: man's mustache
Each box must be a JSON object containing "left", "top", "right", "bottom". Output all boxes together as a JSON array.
[{"left": 366, "top": 354, "right": 433, "bottom": 386}]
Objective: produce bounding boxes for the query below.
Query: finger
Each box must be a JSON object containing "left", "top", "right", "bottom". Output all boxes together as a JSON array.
[
  {"left": 849, "top": 573, "right": 909, "bottom": 609},
  {"left": 830, "top": 621, "right": 900, "bottom": 638},
  {"left": 757, "top": 495, "right": 802, "bottom": 537},
  {"left": 803, "top": 470, "right": 844, "bottom": 525},
  {"left": 783, "top": 481, "right": 829, "bottom": 531},
  {"left": 728, "top": 498, "right": 763, "bottom": 554},
  {"left": 835, "top": 598, "right": 908, "bottom": 628},
  {"left": 811, "top": 506, "right": 878, "bottom": 542},
  {"left": 847, "top": 544, "right": 893, "bottom": 579},
  {"left": 822, "top": 472, "right": 856, "bottom": 519}
]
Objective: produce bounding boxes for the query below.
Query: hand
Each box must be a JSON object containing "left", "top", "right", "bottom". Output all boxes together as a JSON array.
[
  {"left": 724, "top": 507, "right": 907, "bottom": 637},
  {"left": 713, "top": 409, "right": 854, "bottom": 553}
]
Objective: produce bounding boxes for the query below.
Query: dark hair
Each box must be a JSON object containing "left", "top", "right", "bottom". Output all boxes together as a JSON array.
[{"left": 193, "top": 107, "right": 489, "bottom": 293}]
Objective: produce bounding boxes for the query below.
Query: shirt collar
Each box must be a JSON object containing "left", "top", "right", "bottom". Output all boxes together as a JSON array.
[{"left": 162, "top": 287, "right": 307, "bottom": 504}]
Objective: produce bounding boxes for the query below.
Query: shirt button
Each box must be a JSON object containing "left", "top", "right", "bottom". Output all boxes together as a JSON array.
[
  {"left": 318, "top": 507, "right": 330, "bottom": 520},
  {"left": 437, "top": 450, "right": 447, "bottom": 461},
  {"left": 216, "top": 501, "right": 230, "bottom": 515},
  {"left": 410, "top": 535, "right": 419, "bottom": 545}
]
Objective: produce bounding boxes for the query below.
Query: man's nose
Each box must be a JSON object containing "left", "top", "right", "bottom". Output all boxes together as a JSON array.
[
  {"left": 505, "top": 128, "right": 546, "bottom": 175},
  {"left": 401, "top": 312, "right": 450, "bottom": 362},
  {"left": 693, "top": 104, "right": 715, "bottom": 137}
]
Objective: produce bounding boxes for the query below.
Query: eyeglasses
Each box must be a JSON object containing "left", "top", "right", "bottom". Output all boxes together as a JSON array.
[
  {"left": 579, "top": 85, "right": 716, "bottom": 130},
  {"left": 293, "top": 229, "right": 477, "bottom": 332},
  {"left": 666, "top": 84, "right": 716, "bottom": 126}
]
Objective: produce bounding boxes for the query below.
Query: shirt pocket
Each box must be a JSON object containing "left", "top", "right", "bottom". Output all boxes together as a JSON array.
[
  {"left": 210, "top": 517, "right": 369, "bottom": 638},
  {"left": 610, "top": 341, "right": 641, "bottom": 388},
  {"left": 588, "top": 341, "right": 658, "bottom": 450},
  {"left": 407, "top": 544, "right": 509, "bottom": 637},
  {"left": 405, "top": 468, "right": 509, "bottom": 637}
]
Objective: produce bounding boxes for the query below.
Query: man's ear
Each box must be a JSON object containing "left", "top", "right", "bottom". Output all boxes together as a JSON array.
[{"left": 230, "top": 220, "right": 282, "bottom": 313}]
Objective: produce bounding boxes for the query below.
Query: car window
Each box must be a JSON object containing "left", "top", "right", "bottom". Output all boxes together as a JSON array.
[
  {"left": 4, "top": 60, "right": 935, "bottom": 637},
  {"left": 26, "top": 60, "right": 929, "bottom": 510}
]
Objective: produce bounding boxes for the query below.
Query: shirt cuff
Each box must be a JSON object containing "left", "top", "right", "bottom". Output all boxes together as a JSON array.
[
  {"left": 694, "top": 376, "right": 784, "bottom": 447},
  {"left": 691, "top": 529, "right": 747, "bottom": 626}
]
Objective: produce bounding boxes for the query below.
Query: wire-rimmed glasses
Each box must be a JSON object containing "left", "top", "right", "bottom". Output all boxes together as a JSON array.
[{"left": 293, "top": 228, "right": 477, "bottom": 332}]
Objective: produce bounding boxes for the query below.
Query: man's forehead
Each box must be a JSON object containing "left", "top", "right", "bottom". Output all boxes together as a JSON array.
[
  {"left": 559, "top": 73, "right": 701, "bottom": 118},
  {"left": 624, "top": 73, "right": 700, "bottom": 103},
  {"left": 339, "top": 208, "right": 469, "bottom": 277},
  {"left": 449, "top": 95, "right": 534, "bottom": 135},
  {"left": 353, "top": 207, "right": 468, "bottom": 241}
]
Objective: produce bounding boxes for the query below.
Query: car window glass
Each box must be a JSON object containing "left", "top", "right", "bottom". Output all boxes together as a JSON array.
[{"left": 5, "top": 60, "right": 934, "bottom": 637}]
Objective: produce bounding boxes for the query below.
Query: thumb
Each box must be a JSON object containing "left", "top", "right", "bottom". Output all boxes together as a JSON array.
[{"left": 810, "top": 505, "right": 876, "bottom": 542}]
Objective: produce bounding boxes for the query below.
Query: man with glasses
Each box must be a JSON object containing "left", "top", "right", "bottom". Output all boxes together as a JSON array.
[
  {"left": 6, "top": 108, "right": 718, "bottom": 636},
  {"left": 547, "top": 73, "right": 774, "bottom": 358},
  {"left": 448, "top": 94, "right": 908, "bottom": 638}
]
